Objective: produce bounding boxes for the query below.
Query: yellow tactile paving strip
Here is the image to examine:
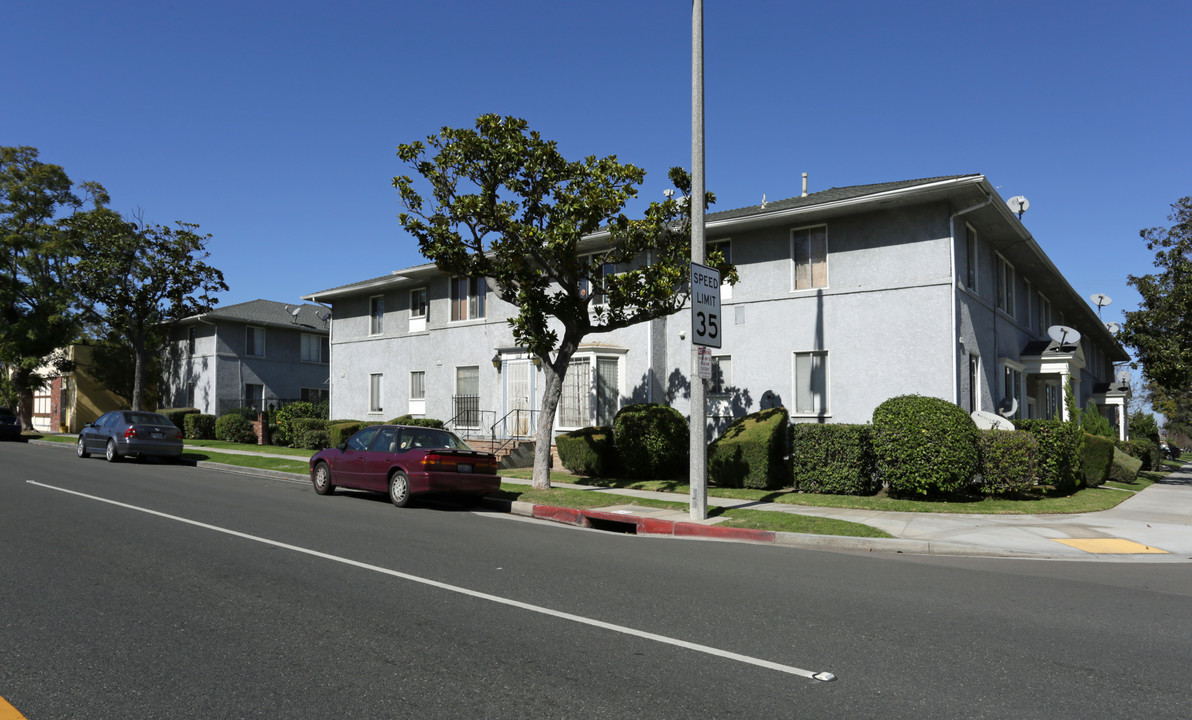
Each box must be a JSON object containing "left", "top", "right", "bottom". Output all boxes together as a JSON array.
[{"left": 1053, "top": 538, "right": 1168, "bottom": 554}]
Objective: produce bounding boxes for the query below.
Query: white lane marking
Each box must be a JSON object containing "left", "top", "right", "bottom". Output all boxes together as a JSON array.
[{"left": 29, "top": 480, "right": 835, "bottom": 682}]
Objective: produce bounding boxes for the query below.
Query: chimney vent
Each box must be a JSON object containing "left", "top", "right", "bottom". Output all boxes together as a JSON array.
[{"left": 801, "top": 173, "right": 808, "bottom": 197}]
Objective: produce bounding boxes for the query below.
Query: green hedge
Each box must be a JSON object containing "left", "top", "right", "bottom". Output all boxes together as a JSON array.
[
  {"left": 224, "top": 406, "right": 258, "bottom": 421},
  {"left": 790, "top": 422, "right": 877, "bottom": 495},
  {"left": 274, "top": 401, "right": 327, "bottom": 447},
  {"left": 291, "top": 418, "right": 330, "bottom": 450},
  {"left": 183, "top": 413, "right": 216, "bottom": 440},
  {"left": 1108, "top": 446, "right": 1143, "bottom": 484},
  {"left": 613, "top": 404, "right": 688, "bottom": 480},
  {"left": 389, "top": 415, "right": 445, "bottom": 429},
  {"left": 1125, "top": 437, "right": 1162, "bottom": 472},
  {"left": 329, "top": 421, "right": 364, "bottom": 447},
  {"left": 1080, "top": 432, "right": 1115, "bottom": 488},
  {"left": 556, "top": 426, "right": 617, "bottom": 477},
  {"left": 708, "top": 408, "right": 789, "bottom": 490},
  {"left": 215, "top": 414, "right": 256, "bottom": 444},
  {"left": 160, "top": 408, "right": 199, "bottom": 429},
  {"left": 1015, "top": 419, "right": 1082, "bottom": 492},
  {"left": 978, "top": 430, "right": 1038, "bottom": 496},
  {"left": 871, "top": 395, "right": 979, "bottom": 497}
]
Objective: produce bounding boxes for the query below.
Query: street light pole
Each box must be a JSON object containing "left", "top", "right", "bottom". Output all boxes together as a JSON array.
[{"left": 690, "top": 0, "right": 707, "bottom": 521}]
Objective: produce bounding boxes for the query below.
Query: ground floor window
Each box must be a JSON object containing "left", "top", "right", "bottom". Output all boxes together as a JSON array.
[
  {"left": 369, "top": 374, "right": 383, "bottom": 413},
  {"left": 557, "top": 355, "right": 621, "bottom": 429},
  {"left": 246, "top": 383, "right": 264, "bottom": 412},
  {"left": 968, "top": 353, "right": 981, "bottom": 412},
  {"left": 793, "top": 351, "right": 828, "bottom": 415},
  {"left": 454, "top": 366, "right": 480, "bottom": 426},
  {"left": 1002, "top": 362, "right": 1024, "bottom": 418}
]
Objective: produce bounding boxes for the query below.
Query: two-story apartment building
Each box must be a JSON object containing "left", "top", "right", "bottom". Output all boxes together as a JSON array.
[
  {"left": 303, "top": 175, "right": 1130, "bottom": 441},
  {"left": 162, "top": 300, "right": 331, "bottom": 415}
]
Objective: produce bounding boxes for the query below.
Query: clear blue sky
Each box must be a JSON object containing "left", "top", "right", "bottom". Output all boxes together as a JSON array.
[{"left": 5, "top": 0, "right": 1189, "bottom": 341}]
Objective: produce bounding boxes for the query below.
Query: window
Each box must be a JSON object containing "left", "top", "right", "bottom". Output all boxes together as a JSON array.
[
  {"left": 187, "top": 327, "right": 196, "bottom": 354},
  {"left": 559, "top": 359, "right": 592, "bottom": 427},
  {"left": 578, "top": 254, "right": 618, "bottom": 302},
  {"left": 300, "top": 388, "right": 328, "bottom": 403},
  {"left": 707, "top": 239, "right": 733, "bottom": 300},
  {"left": 369, "top": 374, "right": 383, "bottom": 413},
  {"left": 410, "top": 371, "right": 425, "bottom": 400},
  {"left": 369, "top": 296, "right": 384, "bottom": 335},
  {"left": 793, "top": 351, "right": 828, "bottom": 415},
  {"left": 451, "top": 277, "right": 486, "bottom": 321},
  {"left": 409, "top": 288, "right": 428, "bottom": 332},
  {"left": 1002, "top": 362, "right": 1024, "bottom": 419},
  {"left": 1023, "top": 279, "right": 1033, "bottom": 330},
  {"left": 186, "top": 382, "right": 196, "bottom": 408},
  {"left": 1037, "top": 293, "right": 1051, "bottom": 335},
  {"left": 710, "top": 355, "right": 732, "bottom": 395},
  {"left": 965, "top": 224, "right": 978, "bottom": 291},
  {"left": 301, "top": 333, "right": 328, "bottom": 363},
  {"left": 245, "top": 383, "right": 264, "bottom": 412},
  {"left": 596, "top": 358, "right": 619, "bottom": 427},
  {"left": 792, "top": 226, "right": 827, "bottom": 290},
  {"left": 968, "top": 353, "right": 981, "bottom": 412},
  {"left": 454, "top": 366, "right": 480, "bottom": 426},
  {"left": 246, "top": 326, "right": 265, "bottom": 357},
  {"left": 995, "top": 254, "right": 1015, "bottom": 317}
]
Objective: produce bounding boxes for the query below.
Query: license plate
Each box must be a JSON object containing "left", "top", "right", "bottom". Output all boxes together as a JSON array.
[
  {"left": 151, "top": 432, "right": 164, "bottom": 440},
  {"left": 457, "top": 463, "right": 472, "bottom": 473}
]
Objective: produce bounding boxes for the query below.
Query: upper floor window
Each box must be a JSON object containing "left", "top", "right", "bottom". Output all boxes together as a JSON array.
[
  {"left": 451, "top": 277, "right": 486, "bottom": 321},
  {"left": 995, "top": 254, "right": 1015, "bottom": 317},
  {"left": 792, "top": 226, "right": 827, "bottom": 290},
  {"left": 187, "top": 327, "right": 196, "bottom": 354},
  {"left": 246, "top": 326, "right": 265, "bottom": 357},
  {"left": 301, "top": 333, "right": 328, "bottom": 363},
  {"left": 710, "top": 355, "right": 732, "bottom": 395},
  {"left": 707, "top": 239, "right": 733, "bottom": 300},
  {"left": 410, "top": 288, "right": 427, "bottom": 319},
  {"left": 578, "top": 253, "right": 619, "bottom": 302},
  {"left": 965, "top": 224, "right": 978, "bottom": 291},
  {"left": 1037, "top": 293, "right": 1052, "bottom": 335},
  {"left": 369, "top": 295, "right": 384, "bottom": 335},
  {"left": 1023, "top": 278, "right": 1034, "bottom": 330}
]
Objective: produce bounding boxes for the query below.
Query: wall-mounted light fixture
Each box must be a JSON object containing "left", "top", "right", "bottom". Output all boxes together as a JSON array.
[
  {"left": 492, "top": 353, "right": 502, "bottom": 370},
  {"left": 532, "top": 356, "right": 542, "bottom": 369}
]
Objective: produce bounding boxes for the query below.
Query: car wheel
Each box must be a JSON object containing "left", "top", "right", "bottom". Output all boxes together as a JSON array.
[
  {"left": 76, "top": 436, "right": 90, "bottom": 459},
  {"left": 105, "top": 439, "right": 121, "bottom": 463},
  {"left": 312, "top": 462, "right": 335, "bottom": 495},
  {"left": 388, "top": 471, "right": 411, "bottom": 508}
]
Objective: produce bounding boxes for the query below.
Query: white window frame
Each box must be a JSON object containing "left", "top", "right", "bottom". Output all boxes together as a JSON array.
[
  {"left": 409, "top": 371, "right": 426, "bottom": 415},
  {"left": 995, "top": 253, "right": 1015, "bottom": 317},
  {"left": 791, "top": 225, "right": 828, "bottom": 291},
  {"left": 454, "top": 365, "right": 481, "bottom": 427},
  {"left": 409, "top": 288, "right": 428, "bottom": 333},
  {"left": 707, "top": 238, "right": 733, "bottom": 300},
  {"left": 300, "top": 333, "right": 327, "bottom": 364},
  {"left": 450, "top": 277, "right": 487, "bottom": 322},
  {"left": 710, "top": 354, "right": 732, "bottom": 395},
  {"left": 968, "top": 352, "right": 982, "bottom": 412},
  {"left": 555, "top": 352, "right": 624, "bottom": 430},
  {"left": 369, "top": 295, "right": 384, "bottom": 336},
  {"left": 1001, "top": 359, "right": 1025, "bottom": 419},
  {"left": 246, "top": 326, "right": 265, "bottom": 357},
  {"left": 792, "top": 350, "right": 829, "bottom": 416},
  {"left": 1037, "top": 293, "right": 1051, "bottom": 335},
  {"left": 369, "top": 373, "right": 383, "bottom": 414},
  {"left": 965, "top": 223, "right": 978, "bottom": 292}
]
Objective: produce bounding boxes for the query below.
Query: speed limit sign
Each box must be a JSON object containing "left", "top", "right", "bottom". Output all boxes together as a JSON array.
[{"left": 690, "top": 262, "right": 722, "bottom": 348}]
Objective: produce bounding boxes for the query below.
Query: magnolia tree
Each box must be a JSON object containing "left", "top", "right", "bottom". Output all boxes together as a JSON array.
[{"left": 394, "top": 115, "right": 731, "bottom": 489}]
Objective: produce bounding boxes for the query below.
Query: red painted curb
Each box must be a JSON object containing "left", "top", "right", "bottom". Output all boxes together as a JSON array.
[{"left": 527, "top": 504, "right": 775, "bottom": 543}]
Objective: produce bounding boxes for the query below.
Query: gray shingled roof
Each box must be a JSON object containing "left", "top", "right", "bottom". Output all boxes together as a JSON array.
[{"left": 183, "top": 299, "right": 330, "bottom": 333}]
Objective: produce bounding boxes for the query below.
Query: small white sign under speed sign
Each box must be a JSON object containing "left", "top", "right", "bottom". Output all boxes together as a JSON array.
[{"left": 690, "top": 261, "right": 722, "bottom": 348}]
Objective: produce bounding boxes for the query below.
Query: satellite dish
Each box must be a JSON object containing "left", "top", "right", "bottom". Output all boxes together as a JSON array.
[
  {"left": 1116, "top": 369, "right": 1131, "bottom": 384},
  {"left": 1105, "top": 321, "right": 1121, "bottom": 334},
  {"left": 291, "top": 307, "right": 301, "bottom": 317},
  {"left": 972, "top": 410, "right": 1015, "bottom": 431},
  {"left": 1047, "top": 324, "right": 1081, "bottom": 348},
  {"left": 1007, "top": 195, "right": 1030, "bottom": 219},
  {"left": 1090, "top": 293, "right": 1112, "bottom": 318},
  {"left": 997, "top": 396, "right": 1019, "bottom": 418}
]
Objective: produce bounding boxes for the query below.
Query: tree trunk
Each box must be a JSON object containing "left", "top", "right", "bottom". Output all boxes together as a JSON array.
[
  {"left": 12, "top": 366, "right": 35, "bottom": 431},
  {"left": 531, "top": 341, "right": 580, "bottom": 490},
  {"left": 131, "top": 339, "right": 149, "bottom": 411}
]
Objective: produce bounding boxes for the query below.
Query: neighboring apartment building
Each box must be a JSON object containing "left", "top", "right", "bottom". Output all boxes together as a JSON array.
[
  {"left": 303, "top": 175, "right": 1130, "bottom": 441},
  {"left": 162, "top": 300, "right": 330, "bottom": 415},
  {"left": 27, "top": 343, "right": 129, "bottom": 433}
]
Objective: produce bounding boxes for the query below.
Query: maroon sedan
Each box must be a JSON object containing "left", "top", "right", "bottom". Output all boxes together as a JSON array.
[{"left": 309, "top": 425, "right": 499, "bottom": 507}]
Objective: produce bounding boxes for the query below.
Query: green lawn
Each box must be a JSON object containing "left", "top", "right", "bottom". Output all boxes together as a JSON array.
[
  {"left": 183, "top": 439, "right": 315, "bottom": 458},
  {"left": 184, "top": 451, "right": 310, "bottom": 474}
]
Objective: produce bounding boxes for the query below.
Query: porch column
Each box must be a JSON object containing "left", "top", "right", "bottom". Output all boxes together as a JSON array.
[{"left": 1059, "top": 368, "right": 1071, "bottom": 421}]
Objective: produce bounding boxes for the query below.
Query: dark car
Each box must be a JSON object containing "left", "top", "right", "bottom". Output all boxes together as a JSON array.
[
  {"left": 309, "top": 425, "right": 499, "bottom": 507},
  {"left": 0, "top": 407, "right": 22, "bottom": 441},
  {"left": 77, "top": 410, "right": 184, "bottom": 463}
]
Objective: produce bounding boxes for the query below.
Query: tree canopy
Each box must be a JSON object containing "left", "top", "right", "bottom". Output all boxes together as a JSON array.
[
  {"left": 1120, "top": 196, "right": 1192, "bottom": 396},
  {"left": 394, "top": 115, "right": 730, "bottom": 488}
]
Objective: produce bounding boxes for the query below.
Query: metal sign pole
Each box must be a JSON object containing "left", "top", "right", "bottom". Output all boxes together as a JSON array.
[{"left": 690, "top": 0, "right": 707, "bottom": 521}]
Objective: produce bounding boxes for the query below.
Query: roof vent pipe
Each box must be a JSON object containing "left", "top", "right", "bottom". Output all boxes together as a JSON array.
[{"left": 802, "top": 173, "right": 808, "bottom": 197}]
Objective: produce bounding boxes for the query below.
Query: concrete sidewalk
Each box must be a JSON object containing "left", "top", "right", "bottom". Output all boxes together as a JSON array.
[{"left": 32, "top": 438, "right": 1192, "bottom": 561}]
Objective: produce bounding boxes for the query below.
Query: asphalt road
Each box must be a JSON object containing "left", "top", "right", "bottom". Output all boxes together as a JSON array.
[{"left": 3, "top": 441, "right": 1191, "bottom": 719}]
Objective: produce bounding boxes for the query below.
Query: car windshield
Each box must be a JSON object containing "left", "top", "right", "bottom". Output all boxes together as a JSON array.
[
  {"left": 124, "top": 412, "right": 172, "bottom": 426},
  {"left": 0, "top": 407, "right": 15, "bottom": 418},
  {"left": 399, "top": 428, "right": 471, "bottom": 451}
]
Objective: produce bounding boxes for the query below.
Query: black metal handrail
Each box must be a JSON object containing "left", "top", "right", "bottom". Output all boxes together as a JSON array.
[{"left": 489, "top": 408, "right": 539, "bottom": 456}]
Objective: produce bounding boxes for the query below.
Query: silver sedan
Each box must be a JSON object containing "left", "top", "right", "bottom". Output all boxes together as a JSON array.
[{"left": 77, "top": 410, "right": 184, "bottom": 463}]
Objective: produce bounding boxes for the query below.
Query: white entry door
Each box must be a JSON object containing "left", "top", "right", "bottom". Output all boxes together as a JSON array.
[{"left": 505, "top": 360, "right": 535, "bottom": 436}]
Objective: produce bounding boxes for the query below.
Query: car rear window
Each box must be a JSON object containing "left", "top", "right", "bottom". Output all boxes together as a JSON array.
[
  {"left": 0, "top": 407, "right": 15, "bottom": 418},
  {"left": 125, "top": 412, "right": 172, "bottom": 425}
]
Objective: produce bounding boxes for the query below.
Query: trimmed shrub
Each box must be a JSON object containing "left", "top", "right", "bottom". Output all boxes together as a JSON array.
[
  {"left": 708, "top": 408, "right": 789, "bottom": 490},
  {"left": 215, "top": 414, "right": 256, "bottom": 444},
  {"left": 330, "top": 422, "right": 364, "bottom": 447},
  {"left": 790, "top": 422, "right": 878, "bottom": 495},
  {"left": 556, "top": 426, "right": 617, "bottom": 477},
  {"left": 977, "top": 430, "right": 1038, "bottom": 496},
  {"left": 1080, "top": 432, "right": 1115, "bottom": 488},
  {"left": 613, "top": 404, "right": 688, "bottom": 480},
  {"left": 1015, "top": 419, "right": 1081, "bottom": 492},
  {"left": 1080, "top": 402, "right": 1115, "bottom": 438},
  {"left": 275, "top": 401, "right": 322, "bottom": 447},
  {"left": 292, "top": 418, "right": 330, "bottom": 450},
  {"left": 225, "top": 406, "right": 258, "bottom": 421},
  {"left": 389, "top": 415, "right": 446, "bottom": 429},
  {"left": 183, "top": 413, "right": 216, "bottom": 440},
  {"left": 871, "top": 395, "right": 979, "bottom": 497},
  {"left": 1108, "top": 446, "right": 1143, "bottom": 484},
  {"left": 161, "top": 408, "right": 199, "bottom": 429},
  {"left": 1126, "top": 437, "right": 1162, "bottom": 472}
]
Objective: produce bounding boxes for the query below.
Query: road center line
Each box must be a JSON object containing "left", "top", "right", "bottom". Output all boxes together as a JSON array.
[{"left": 29, "top": 480, "right": 835, "bottom": 682}]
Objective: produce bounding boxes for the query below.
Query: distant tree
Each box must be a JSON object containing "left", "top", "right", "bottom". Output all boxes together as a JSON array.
[
  {"left": 1120, "top": 197, "right": 1192, "bottom": 396},
  {"left": 0, "top": 146, "right": 106, "bottom": 427},
  {"left": 394, "top": 115, "right": 731, "bottom": 489},
  {"left": 67, "top": 209, "right": 226, "bottom": 410}
]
